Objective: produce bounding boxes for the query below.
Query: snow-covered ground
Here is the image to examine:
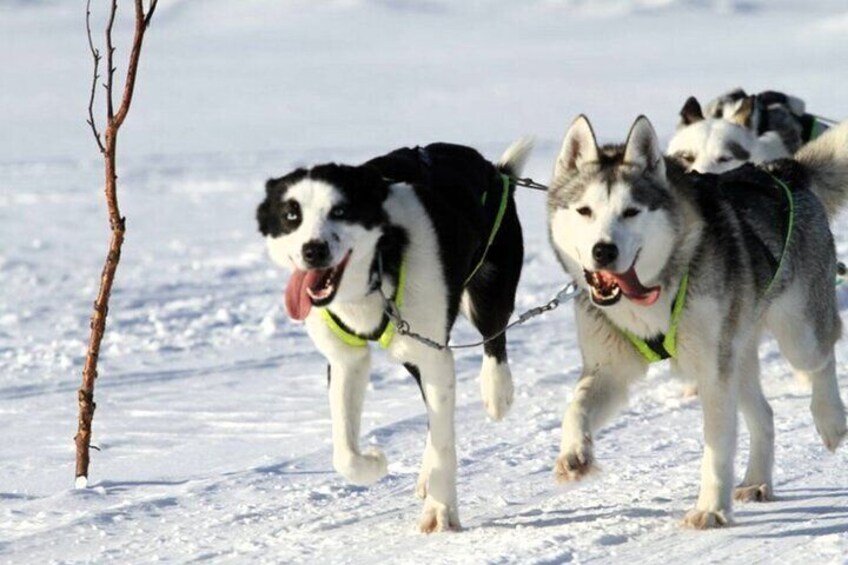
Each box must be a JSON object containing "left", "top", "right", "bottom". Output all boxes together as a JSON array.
[{"left": 2, "top": 0, "right": 848, "bottom": 562}]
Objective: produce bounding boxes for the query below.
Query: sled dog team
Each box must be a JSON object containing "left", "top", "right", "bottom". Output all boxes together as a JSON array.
[{"left": 256, "top": 90, "right": 848, "bottom": 532}]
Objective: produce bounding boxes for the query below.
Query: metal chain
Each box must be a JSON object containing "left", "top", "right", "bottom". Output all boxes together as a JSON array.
[
  {"left": 367, "top": 174, "right": 562, "bottom": 351},
  {"left": 513, "top": 176, "right": 549, "bottom": 192},
  {"left": 376, "top": 279, "right": 580, "bottom": 351}
]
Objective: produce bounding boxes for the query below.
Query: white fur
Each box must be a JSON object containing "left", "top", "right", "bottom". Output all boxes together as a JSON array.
[
  {"left": 498, "top": 136, "right": 534, "bottom": 175},
  {"left": 479, "top": 356, "right": 513, "bottom": 421},
  {"left": 667, "top": 119, "right": 788, "bottom": 174}
]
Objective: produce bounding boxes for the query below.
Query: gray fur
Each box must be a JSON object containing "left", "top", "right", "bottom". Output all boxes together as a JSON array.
[{"left": 548, "top": 115, "right": 848, "bottom": 528}]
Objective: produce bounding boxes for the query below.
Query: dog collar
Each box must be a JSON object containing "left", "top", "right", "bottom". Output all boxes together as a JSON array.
[
  {"left": 619, "top": 271, "right": 689, "bottom": 364},
  {"left": 319, "top": 255, "right": 408, "bottom": 349}
]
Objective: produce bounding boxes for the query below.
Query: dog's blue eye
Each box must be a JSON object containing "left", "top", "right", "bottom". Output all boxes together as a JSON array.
[
  {"left": 576, "top": 206, "right": 592, "bottom": 218},
  {"left": 330, "top": 206, "right": 348, "bottom": 219},
  {"left": 622, "top": 208, "right": 640, "bottom": 219},
  {"left": 286, "top": 211, "right": 299, "bottom": 221}
]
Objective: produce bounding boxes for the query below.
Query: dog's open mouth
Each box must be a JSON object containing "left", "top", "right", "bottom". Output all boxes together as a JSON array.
[
  {"left": 285, "top": 250, "right": 351, "bottom": 320},
  {"left": 584, "top": 262, "right": 661, "bottom": 307}
]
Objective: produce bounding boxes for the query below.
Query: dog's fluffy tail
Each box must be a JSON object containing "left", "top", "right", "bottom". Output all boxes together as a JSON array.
[
  {"left": 497, "top": 136, "right": 534, "bottom": 178},
  {"left": 795, "top": 119, "right": 848, "bottom": 219}
]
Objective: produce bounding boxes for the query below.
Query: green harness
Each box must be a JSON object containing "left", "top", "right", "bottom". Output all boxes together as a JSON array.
[
  {"left": 319, "top": 174, "right": 512, "bottom": 349},
  {"left": 620, "top": 272, "right": 689, "bottom": 364},
  {"left": 621, "top": 171, "right": 795, "bottom": 364}
]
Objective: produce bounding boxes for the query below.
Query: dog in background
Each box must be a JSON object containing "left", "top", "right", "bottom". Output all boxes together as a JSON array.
[{"left": 667, "top": 88, "right": 829, "bottom": 174}]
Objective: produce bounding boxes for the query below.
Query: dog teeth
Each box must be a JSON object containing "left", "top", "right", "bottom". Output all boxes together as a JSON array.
[{"left": 307, "top": 284, "right": 334, "bottom": 300}]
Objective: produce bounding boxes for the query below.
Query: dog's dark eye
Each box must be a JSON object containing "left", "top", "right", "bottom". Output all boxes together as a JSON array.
[
  {"left": 576, "top": 206, "right": 592, "bottom": 218},
  {"left": 622, "top": 207, "right": 640, "bottom": 219},
  {"left": 677, "top": 152, "right": 695, "bottom": 164},
  {"left": 330, "top": 205, "right": 348, "bottom": 219},
  {"left": 717, "top": 156, "right": 733, "bottom": 163}
]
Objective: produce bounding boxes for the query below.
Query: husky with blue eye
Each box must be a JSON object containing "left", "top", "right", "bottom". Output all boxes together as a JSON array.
[
  {"left": 257, "top": 139, "right": 531, "bottom": 532},
  {"left": 547, "top": 114, "right": 848, "bottom": 529}
]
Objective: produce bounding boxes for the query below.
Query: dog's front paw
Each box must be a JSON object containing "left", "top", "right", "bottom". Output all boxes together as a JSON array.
[
  {"left": 554, "top": 439, "right": 596, "bottom": 483},
  {"left": 682, "top": 383, "right": 699, "bottom": 398},
  {"left": 333, "top": 448, "right": 388, "bottom": 486},
  {"left": 480, "top": 358, "right": 514, "bottom": 421},
  {"left": 734, "top": 483, "right": 773, "bottom": 503},
  {"left": 418, "top": 497, "right": 461, "bottom": 534},
  {"left": 415, "top": 464, "right": 430, "bottom": 500},
  {"left": 683, "top": 508, "right": 730, "bottom": 529}
]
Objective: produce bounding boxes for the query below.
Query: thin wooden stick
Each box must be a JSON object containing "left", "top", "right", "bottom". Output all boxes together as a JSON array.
[
  {"left": 75, "top": 0, "right": 158, "bottom": 489},
  {"left": 85, "top": 0, "right": 105, "bottom": 154}
]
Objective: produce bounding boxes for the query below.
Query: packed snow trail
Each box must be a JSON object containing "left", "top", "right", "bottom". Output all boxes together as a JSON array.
[{"left": 2, "top": 1, "right": 848, "bottom": 562}]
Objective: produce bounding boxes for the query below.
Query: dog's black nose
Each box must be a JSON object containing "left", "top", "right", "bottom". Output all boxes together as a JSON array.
[
  {"left": 592, "top": 242, "right": 619, "bottom": 268},
  {"left": 302, "top": 240, "right": 330, "bottom": 267}
]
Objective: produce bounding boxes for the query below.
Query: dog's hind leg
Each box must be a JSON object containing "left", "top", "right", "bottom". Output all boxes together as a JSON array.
[
  {"left": 768, "top": 290, "right": 846, "bottom": 451},
  {"left": 414, "top": 349, "right": 461, "bottom": 533},
  {"left": 735, "top": 345, "right": 775, "bottom": 502},
  {"left": 807, "top": 354, "right": 846, "bottom": 451},
  {"left": 327, "top": 351, "right": 389, "bottom": 486},
  {"left": 793, "top": 351, "right": 846, "bottom": 451},
  {"left": 464, "top": 284, "right": 515, "bottom": 422},
  {"left": 464, "top": 206, "right": 523, "bottom": 421}
]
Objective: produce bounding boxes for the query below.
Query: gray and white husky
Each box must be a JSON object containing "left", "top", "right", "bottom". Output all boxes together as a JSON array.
[{"left": 547, "top": 114, "right": 848, "bottom": 528}]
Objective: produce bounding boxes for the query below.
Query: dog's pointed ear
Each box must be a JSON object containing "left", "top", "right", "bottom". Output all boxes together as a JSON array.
[
  {"left": 624, "top": 115, "right": 666, "bottom": 178},
  {"left": 679, "top": 96, "right": 704, "bottom": 126},
  {"left": 555, "top": 115, "right": 599, "bottom": 177},
  {"left": 731, "top": 95, "right": 755, "bottom": 128}
]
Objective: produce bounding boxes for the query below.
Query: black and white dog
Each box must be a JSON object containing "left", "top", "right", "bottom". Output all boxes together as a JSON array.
[{"left": 257, "top": 140, "right": 531, "bottom": 532}]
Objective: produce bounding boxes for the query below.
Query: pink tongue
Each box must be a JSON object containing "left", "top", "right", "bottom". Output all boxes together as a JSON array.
[
  {"left": 284, "top": 269, "right": 324, "bottom": 321},
  {"left": 601, "top": 267, "right": 661, "bottom": 306}
]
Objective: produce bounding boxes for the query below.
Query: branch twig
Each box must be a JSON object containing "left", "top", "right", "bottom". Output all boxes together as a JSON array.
[
  {"left": 104, "top": 0, "right": 117, "bottom": 122},
  {"left": 144, "top": 0, "right": 159, "bottom": 29},
  {"left": 85, "top": 0, "right": 105, "bottom": 154}
]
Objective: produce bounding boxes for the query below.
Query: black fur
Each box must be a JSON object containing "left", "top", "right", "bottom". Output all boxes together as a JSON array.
[
  {"left": 403, "top": 362, "right": 426, "bottom": 403},
  {"left": 257, "top": 169, "right": 308, "bottom": 237},
  {"left": 258, "top": 142, "right": 524, "bottom": 378},
  {"left": 363, "top": 144, "right": 524, "bottom": 342},
  {"left": 257, "top": 164, "right": 389, "bottom": 238}
]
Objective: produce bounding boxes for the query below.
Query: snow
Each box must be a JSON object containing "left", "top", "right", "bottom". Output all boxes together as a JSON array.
[{"left": 1, "top": 0, "right": 847, "bottom": 562}]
